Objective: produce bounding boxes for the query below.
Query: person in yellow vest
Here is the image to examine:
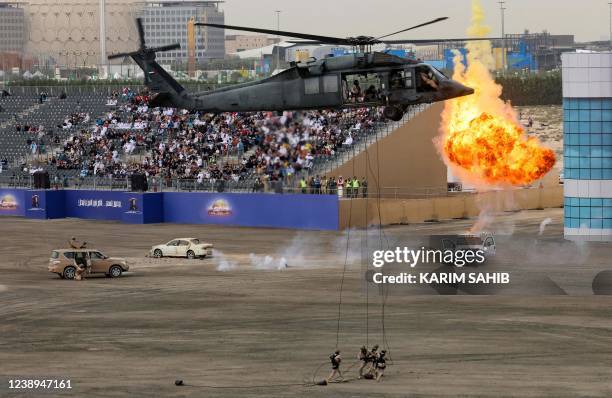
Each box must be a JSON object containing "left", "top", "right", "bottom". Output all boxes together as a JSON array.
[
  {"left": 299, "top": 177, "right": 308, "bottom": 194},
  {"left": 352, "top": 176, "right": 360, "bottom": 198}
]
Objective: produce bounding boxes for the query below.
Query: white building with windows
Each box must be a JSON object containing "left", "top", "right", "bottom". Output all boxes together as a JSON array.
[
  {"left": 142, "top": 0, "right": 225, "bottom": 63},
  {"left": 562, "top": 52, "right": 612, "bottom": 241},
  {"left": 0, "top": 3, "right": 25, "bottom": 54}
]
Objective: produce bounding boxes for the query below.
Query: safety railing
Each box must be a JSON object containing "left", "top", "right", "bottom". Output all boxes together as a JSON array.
[{"left": 0, "top": 173, "right": 452, "bottom": 198}]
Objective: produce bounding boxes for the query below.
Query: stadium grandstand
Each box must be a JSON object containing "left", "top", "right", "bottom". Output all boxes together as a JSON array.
[{"left": 0, "top": 86, "right": 431, "bottom": 194}]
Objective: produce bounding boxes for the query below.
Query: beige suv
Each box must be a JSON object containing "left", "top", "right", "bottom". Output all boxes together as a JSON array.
[{"left": 48, "top": 249, "right": 129, "bottom": 279}]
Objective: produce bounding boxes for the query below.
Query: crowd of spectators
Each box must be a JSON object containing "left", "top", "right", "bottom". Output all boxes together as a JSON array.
[{"left": 30, "top": 88, "right": 386, "bottom": 189}]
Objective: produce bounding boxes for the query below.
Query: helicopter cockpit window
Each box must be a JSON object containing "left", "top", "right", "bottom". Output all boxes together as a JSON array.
[
  {"left": 342, "top": 73, "right": 382, "bottom": 104},
  {"left": 417, "top": 66, "right": 439, "bottom": 92},
  {"left": 389, "top": 70, "right": 413, "bottom": 89},
  {"left": 404, "top": 70, "right": 413, "bottom": 88}
]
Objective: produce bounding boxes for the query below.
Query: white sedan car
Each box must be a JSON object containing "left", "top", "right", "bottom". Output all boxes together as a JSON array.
[{"left": 150, "top": 238, "right": 213, "bottom": 259}]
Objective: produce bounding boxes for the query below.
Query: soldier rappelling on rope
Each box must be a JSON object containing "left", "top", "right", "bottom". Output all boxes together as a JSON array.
[
  {"left": 326, "top": 350, "right": 343, "bottom": 383},
  {"left": 375, "top": 350, "right": 387, "bottom": 382}
]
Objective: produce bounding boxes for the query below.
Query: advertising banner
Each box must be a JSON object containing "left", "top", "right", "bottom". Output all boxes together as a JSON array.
[
  {"left": 24, "top": 190, "right": 47, "bottom": 219},
  {"left": 0, "top": 189, "right": 26, "bottom": 217},
  {"left": 163, "top": 192, "right": 339, "bottom": 230},
  {"left": 64, "top": 190, "right": 127, "bottom": 221},
  {"left": 121, "top": 192, "right": 164, "bottom": 224},
  {"left": 24, "top": 190, "right": 66, "bottom": 219}
]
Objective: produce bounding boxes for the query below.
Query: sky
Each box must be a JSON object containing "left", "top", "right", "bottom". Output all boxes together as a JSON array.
[{"left": 219, "top": 0, "right": 611, "bottom": 43}]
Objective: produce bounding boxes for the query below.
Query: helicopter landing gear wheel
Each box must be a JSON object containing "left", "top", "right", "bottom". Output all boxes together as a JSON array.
[{"left": 383, "top": 105, "right": 404, "bottom": 121}]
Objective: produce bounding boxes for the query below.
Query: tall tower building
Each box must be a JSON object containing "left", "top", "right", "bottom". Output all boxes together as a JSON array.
[
  {"left": 562, "top": 52, "right": 612, "bottom": 242},
  {"left": 0, "top": 2, "right": 26, "bottom": 70},
  {"left": 141, "top": 0, "right": 225, "bottom": 64},
  {"left": 0, "top": 3, "right": 25, "bottom": 54}
]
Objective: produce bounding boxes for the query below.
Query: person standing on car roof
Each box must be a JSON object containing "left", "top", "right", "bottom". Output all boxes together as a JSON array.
[{"left": 69, "top": 236, "right": 87, "bottom": 249}]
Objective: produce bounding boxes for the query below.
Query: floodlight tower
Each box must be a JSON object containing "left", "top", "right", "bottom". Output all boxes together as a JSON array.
[
  {"left": 499, "top": 0, "right": 506, "bottom": 71},
  {"left": 609, "top": 1, "right": 612, "bottom": 50},
  {"left": 275, "top": 10, "right": 281, "bottom": 73},
  {"left": 100, "top": 0, "right": 107, "bottom": 74}
]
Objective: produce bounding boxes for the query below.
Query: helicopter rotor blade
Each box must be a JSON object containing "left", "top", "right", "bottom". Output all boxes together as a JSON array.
[
  {"left": 148, "top": 43, "right": 181, "bottom": 53},
  {"left": 374, "top": 17, "right": 449, "bottom": 41},
  {"left": 195, "top": 22, "right": 352, "bottom": 45},
  {"left": 285, "top": 40, "right": 326, "bottom": 45},
  {"left": 108, "top": 51, "right": 138, "bottom": 60},
  {"left": 381, "top": 37, "right": 502, "bottom": 45}
]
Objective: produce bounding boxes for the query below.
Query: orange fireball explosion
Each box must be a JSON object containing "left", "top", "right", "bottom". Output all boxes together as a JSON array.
[
  {"left": 440, "top": 0, "right": 555, "bottom": 187},
  {"left": 445, "top": 113, "right": 556, "bottom": 186}
]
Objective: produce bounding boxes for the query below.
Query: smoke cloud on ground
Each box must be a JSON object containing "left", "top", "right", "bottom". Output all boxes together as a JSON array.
[
  {"left": 249, "top": 254, "right": 288, "bottom": 270},
  {"left": 539, "top": 218, "right": 553, "bottom": 236},
  {"left": 212, "top": 228, "right": 389, "bottom": 272},
  {"left": 213, "top": 250, "right": 238, "bottom": 272}
]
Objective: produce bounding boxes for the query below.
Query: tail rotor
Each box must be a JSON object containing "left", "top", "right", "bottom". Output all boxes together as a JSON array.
[{"left": 108, "top": 18, "right": 180, "bottom": 82}]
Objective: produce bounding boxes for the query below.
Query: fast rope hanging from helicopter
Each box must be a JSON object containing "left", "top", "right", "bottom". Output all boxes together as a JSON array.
[
  {"left": 314, "top": 105, "right": 395, "bottom": 386},
  {"left": 178, "top": 109, "right": 398, "bottom": 391}
]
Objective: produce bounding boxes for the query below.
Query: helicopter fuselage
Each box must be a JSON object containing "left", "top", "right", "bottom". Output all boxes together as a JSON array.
[
  {"left": 146, "top": 52, "right": 474, "bottom": 120},
  {"left": 115, "top": 17, "right": 480, "bottom": 120}
]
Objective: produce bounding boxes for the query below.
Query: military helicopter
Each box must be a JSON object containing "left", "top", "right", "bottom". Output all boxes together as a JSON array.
[{"left": 109, "top": 17, "right": 493, "bottom": 121}]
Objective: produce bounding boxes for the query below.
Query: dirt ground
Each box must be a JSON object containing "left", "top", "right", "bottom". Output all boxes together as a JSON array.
[{"left": 1, "top": 209, "right": 612, "bottom": 397}]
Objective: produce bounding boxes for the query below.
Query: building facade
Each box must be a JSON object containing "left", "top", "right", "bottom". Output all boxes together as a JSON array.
[
  {"left": 562, "top": 52, "right": 612, "bottom": 241},
  {"left": 142, "top": 0, "right": 224, "bottom": 63},
  {"left": 225, "top": 35, "right": 279, "bottom": 55},
  {"left": 0, "top": 2, "right": 26, "bottom": 70},
  {"left": 17, "top": 0, "right": 143, "bottom": 68},
  {"left": 0, "top": 3, "right": 25, "bottom": 54}
]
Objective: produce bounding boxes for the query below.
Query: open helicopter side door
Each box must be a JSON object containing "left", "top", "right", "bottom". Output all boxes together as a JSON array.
[{"left": 341, "top": 72, "right": 385, "bottom": 107}]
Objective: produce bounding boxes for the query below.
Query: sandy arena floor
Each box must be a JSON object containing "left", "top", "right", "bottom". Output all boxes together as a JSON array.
[{"left": 1, "top": 209, "right": 612, "bottom": 397}]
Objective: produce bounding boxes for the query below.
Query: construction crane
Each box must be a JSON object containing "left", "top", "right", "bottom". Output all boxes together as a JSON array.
[{"left": 187, "top": 17, "right": 196, "bottom": 79}]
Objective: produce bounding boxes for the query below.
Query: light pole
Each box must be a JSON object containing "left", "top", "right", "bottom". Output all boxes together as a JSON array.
[
  {"left": 609, "top": 2, "right": 612, "bottom": 50},
  {"left": 99, "top": 0, "right": 107, "bottom": 73},
  {"left": 275, "top": 10, "right": 281, "bottom": 73},
  {"left": 499, "top": 0, "right": 506, "bottom": 71}
]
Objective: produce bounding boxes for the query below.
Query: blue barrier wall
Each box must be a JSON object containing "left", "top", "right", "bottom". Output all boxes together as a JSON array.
[
  {"left": 164, "top": 192, "right": 339, "bottom": 230},
  {"left": 3, "top": 189, "right": 339, "bottom": 230}
]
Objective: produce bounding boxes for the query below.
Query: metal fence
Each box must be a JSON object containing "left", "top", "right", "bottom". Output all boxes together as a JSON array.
[{"left": 0, "top": 173, "right": 450, "bottom": 199}]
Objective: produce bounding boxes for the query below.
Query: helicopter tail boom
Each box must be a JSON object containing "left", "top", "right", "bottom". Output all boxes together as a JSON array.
[
  {"left": 133, "top": 54, "right": 192, "bottom": 108},
  {"left": 108, "top": 18, "right": 193, "bottom": 109}
]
